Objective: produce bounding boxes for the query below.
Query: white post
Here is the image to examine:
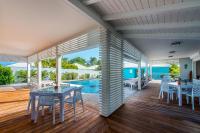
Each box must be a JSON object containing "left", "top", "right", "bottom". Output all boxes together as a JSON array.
[
  {"left": 56, "top": 55, "right": 62, "bottom": 86},
  {"left": 138, "top": 61, "right": 141, "bottom": 90},
  {"left": 37, "top": 60, "right": 42, "bottom": 87},
  {"left": 193, "top": 61, "right": 196, "bottom": 79},
  {"left": 27, "top": 63, "right": 31, "bottom": 83},
  {"left": 150, "top": 63, "right": 153, "bottom": 80},
  {"left": 146, "top": 63, "right": 148, "bottom": 79}
]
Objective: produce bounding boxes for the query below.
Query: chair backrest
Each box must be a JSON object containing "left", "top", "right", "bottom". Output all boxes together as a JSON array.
[
  {"left": 161, "top": 77, "right": 171, "bottom": 91},
  {"left": 28, "top": 82, "right": 39, "bottom": 91},
  {"left": 38, "top": 93, "right": 56, "bottom": 106},
  {"left": 192, "top": 79, "right": 200, "bottom": 96},
  {"left": 73, "top": 87, "right": 82, "bottom": 102}
]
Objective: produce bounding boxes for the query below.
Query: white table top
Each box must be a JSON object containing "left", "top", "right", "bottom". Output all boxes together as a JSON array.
[{"left": 168, "top": 82, "right": 193, "bottom": 88}]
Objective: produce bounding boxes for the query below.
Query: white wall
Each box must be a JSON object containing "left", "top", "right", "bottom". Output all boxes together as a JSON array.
[{"left": 179, "top": 58, "right": 192, "bottom": 80}]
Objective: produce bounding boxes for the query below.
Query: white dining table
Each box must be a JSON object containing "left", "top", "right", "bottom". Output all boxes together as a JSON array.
[
  {"left": 168, "top": 82, "right": 193, "bottom": 106},
  {"left": 30, "top": 85, "right": 81, "bottom": 122}
]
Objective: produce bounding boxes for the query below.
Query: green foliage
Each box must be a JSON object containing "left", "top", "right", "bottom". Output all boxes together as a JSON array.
[
  {"left": 42, "top": 70, "right": 49, "bottom": 80},
  {"left": 79, "top": 73, "right": 90, "bottom": 80},
  {"left": 62, "top": 58, "right": 78, "bottom": 69},
  {"left": 31, "top": 70, "right": 37, "bottom": 78},
  {"left": 69, "top": 57, "right": 86, "bottom": 66},
  {"left": 41, "top": 59, "right": 56, "bottom": 68},
  {"left": 62, "top": 72, "right": 78, "bottom": 80},
  {"left": 89, "top": 57, "right": 98, "bottom": 66},
  {"left": 49, "top": 71, "right": 56, "bottom": 82},
  {"left": 15, "top": 70, "right": 27, "bottom": 83},
  {"left": 169, "top": 64, "right": 180, "bottom": 78},
  {"left": 34, "top": 57, "right": 101, "bottom": 70},
  {"left": 0, "top": 65, "right": 14, "bottom": 85}
]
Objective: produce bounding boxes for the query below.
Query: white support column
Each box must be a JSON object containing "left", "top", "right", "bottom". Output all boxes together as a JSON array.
[
  {"left": 150, "top": 63, "right": 153, "bottom": 80},
  {"left": 193, "top": 61, "right": 197, "bottom": 79},
  {"left": 27, "top": 63, "right": 31, "bottom": 83},
  {"left": 146, "top": 63, "right": 148, "bottom": 78},
  {"left": 56, "top": 55, "right": 62, "bottom": 86},
  {"left": 138, "top": 61, "right": 142, "bottom": 90},
  {"left": 37, "top": 60, "right": 42, "bottom": 87}
]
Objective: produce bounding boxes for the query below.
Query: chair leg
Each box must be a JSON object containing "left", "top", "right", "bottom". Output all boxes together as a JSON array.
[
  {"left": 192, "top": 96, "right": 195, "bottom": 111},
  {"left": 167, "top": 93, "right": 170, "bottom": 104},
  {"left": 27, "top": 98, "right": 31, "bottom": 113},
  {"left": 186, "top": 96, "right": 189, "bottom": 104},
  {"left": 159, "top": 90, "right": 161, "bottom": 99},
  {"left": 42, "top": 106, "right": 44, "bottom": 116},
  {"left": 73, "top": 103, "right": 76, "bottom": 121},
  {"left": 81, "top": 99, "right": 84, "bottom": 112},
  {"left": 171, "top": 93, "right": 174, "bottom": 101},
  {"left": 49, "top": 106, "right": 52, "bottom": 113},
  {"left": 34, "top": 105, "right": 40, "bottom": 123},
  {"left": 199, "top": 97, "right": 200, "bottom": 105},
  {"left": 52, "top": 105, "right": 55, "bottom": 125}
]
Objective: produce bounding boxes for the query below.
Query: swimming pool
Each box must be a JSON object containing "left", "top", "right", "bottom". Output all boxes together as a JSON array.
[{"left": 66, "top": 79, "right": 99, "bottom": 94}]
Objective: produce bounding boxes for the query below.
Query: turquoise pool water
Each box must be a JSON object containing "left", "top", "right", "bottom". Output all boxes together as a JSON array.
[
  {"left": 67, "top": 79, "right": 99, "bottom": 94},
  {"left": 67, "top": 67, "right": 170, "bottom": 93}
]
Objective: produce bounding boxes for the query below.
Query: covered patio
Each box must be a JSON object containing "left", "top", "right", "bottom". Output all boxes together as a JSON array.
[
  {"left": 1, "top": 81, "right": 200, "bottom": 132},
  {"left": 0, "top": 0, "right": 200, "bottom": 132}
]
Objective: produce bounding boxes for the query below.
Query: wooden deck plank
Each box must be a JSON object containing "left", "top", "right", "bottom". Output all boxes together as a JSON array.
[{"left": 0, "top": 81, "right": 200, "bottom": 133}]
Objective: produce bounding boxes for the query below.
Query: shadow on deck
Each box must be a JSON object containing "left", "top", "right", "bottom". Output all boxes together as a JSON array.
[{"left": 0, "top": 81, "right": 200, "bottom": 133}]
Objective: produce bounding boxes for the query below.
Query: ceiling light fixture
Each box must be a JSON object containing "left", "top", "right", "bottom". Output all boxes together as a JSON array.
[
  {"left": 168, "top": 55, "right": 173, "bottom": 58},
  {"left": 169, "top": 51, "right": 176, "bottom": 54},
  {"left": 171, "top": 41, "right": 181, "bottom": 47}
]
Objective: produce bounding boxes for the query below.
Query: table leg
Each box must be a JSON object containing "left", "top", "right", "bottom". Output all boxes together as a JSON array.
[
  {"left": 60, "top": 95, "right": 65, "bottom": 122},
  {"left": 178, "top": 86, "right": 182, "bottom": 106},
  {"left": 31, "top": 95, "right": 36, "bottom": 120}
]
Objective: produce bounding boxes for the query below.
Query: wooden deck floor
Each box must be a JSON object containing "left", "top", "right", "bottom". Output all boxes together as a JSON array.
[{"left": 0, "top": 81, "right": 200, "bottom": 133}]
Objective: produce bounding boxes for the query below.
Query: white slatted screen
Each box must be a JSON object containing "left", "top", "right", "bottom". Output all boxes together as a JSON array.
[
  {"left": 57, "top": 30, "right": 100, "bottom": 56},
  {"left": 99, "top": 28, "right": 142, "bottom": 116},
  {"left": 38, "top": 46, "right": 56, "bottom": 61},
  {"left": 28, "top": 29, "right": 100, "bottom": 63},
  {"left": 99, "top": 29, "right": 123, "bottom": 116}
]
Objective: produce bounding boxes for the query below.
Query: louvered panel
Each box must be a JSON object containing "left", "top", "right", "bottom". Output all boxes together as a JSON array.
[
  {"left": 109, "top": 45, "right": 123, "bottom": 112},
  {"left": 99, "top": 28, "right": 124, "bottom": 117},
  {"left": 123, "top": 40, "right": 141, "bottom": 61},
  {"left": 57, "top": 29, "right": 100, "bottom": 56},
  {"left": 28, "top": 54, "right": 38, "bottom": 63},
  {"left": 99, "top": 28, "right": 110, "bottom": 117},
  {"left": 38, "top": 46, "right": 56, "bottom": 60}
]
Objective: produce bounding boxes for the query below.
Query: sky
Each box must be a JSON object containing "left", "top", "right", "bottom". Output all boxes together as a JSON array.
[{"left": 63, "top": 47, "right": 99, "bottom": 60}]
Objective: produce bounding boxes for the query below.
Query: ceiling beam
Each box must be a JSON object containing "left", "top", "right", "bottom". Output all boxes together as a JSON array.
[
  {"left": 116, "top": 21, "right": 200, "bottom": 31},
  {"left": 103, "top": 1, "right": 200, "bottom": 21},
  {"left": 84, "top": 0, "right": 101, "bottom": 5},
  {"left": 123, "top": 33, "right": 200, "bottom": 40}
]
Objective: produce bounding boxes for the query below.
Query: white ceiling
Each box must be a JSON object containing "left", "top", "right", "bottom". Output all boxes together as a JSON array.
[
  {"left": 82, "top": 0, "right": 200, "bottom": 60},
  {"left": 131, "top": 39, "right": 200, "bottom": 60},
  {"left": 0, "top": 0, "right": 98, "bottom": 57}
]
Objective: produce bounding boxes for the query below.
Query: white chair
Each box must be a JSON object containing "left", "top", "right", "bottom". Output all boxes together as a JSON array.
[
  {"left": 65, "top": 87, "right": 84, "bottom": 121},
  {"left": 34, "top": 94, "right": 58, "bottom": 124},
  {"left": 159, "top": 76, "right": 171, "bottom": 99},
  {"left": 186, "top": 79, "right": 200, "bottom": 110},
  {"left": 159, "top": 76, "right": 177, "bottom": 103}
]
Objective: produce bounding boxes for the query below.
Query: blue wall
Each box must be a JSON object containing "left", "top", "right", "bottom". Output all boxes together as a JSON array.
[
  {"left": 152, "top": 67, "right": 170, "bottom": 80},
  {"left": 124, "top": 66, "right": 170, "bottom": 80},
  {"left": 123, "top": 68, "right": 137, "bottom": 79}
]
